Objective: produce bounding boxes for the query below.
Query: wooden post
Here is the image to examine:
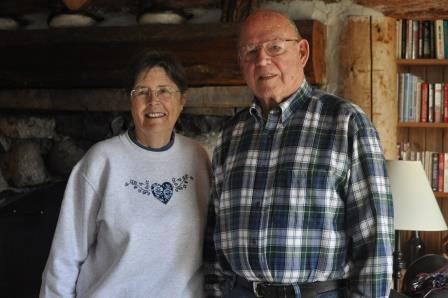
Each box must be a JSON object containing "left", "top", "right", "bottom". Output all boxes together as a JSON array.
[
  {"left": 340, "top": 16, "right": 372, "bottom": 117},
  {"left": 371, "top": 16, "right": 397, "bottom": 160},
  {"left": 340, "top": 16, "right": 397, "bottom": 159}
]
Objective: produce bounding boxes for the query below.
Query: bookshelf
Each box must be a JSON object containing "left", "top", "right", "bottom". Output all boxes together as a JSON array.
[
  {"left": 397, "top": 122, "right": 448, "bottom": 128},
  {"left": 397, "top": 59, "right": 448, "bottom": 66},
  {"left": 396, "top": 18, "right": 448, "bottom": 257},
  {"left": 435, "top": 192, "right": 448, "bottom": 199}
]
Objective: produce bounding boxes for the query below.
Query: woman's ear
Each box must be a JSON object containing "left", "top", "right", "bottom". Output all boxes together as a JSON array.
[{"left": 180, "top": 91, "right": 187, "bottom": 107}]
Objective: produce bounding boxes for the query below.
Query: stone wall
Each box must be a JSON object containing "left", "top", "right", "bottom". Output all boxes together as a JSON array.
[{"left": 0, "top": 111, "right": 226, "bottom": 202}]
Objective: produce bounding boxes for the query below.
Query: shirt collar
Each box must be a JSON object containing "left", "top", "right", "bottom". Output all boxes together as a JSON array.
[
  {"left": 128, "top": 128, "right": 175, "bottom": 152},
  {"left": 249, "top": 80, "right": 312, "bottom": 124}
]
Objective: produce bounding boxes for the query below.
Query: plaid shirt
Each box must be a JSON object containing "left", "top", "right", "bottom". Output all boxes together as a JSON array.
[{"left": 204, "top": 81, "right": 394, "bottom": 297}]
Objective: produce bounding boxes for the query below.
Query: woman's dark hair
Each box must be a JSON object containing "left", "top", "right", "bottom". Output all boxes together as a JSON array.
[{"left": 126, "top": 50, "right": 188, "bottom": 94}]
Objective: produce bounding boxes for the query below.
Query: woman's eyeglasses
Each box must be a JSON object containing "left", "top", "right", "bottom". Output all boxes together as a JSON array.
[
  {"left": 239, "top": 39, "right": 299, "bottom": 62},
  {"left": 130, "top": 86, "right": 180, "bottom": 102}
]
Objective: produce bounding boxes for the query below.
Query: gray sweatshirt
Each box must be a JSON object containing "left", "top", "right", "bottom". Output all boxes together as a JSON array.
[{"left": 40, "top": 132, "right": 211, "bottom": 298}]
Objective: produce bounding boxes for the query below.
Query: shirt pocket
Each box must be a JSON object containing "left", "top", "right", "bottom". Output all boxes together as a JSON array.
[{"left": 274, "top": 166, "right": 346, "bottom": 210}]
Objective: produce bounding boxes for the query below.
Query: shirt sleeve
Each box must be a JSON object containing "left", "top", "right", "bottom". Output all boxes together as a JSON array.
[
  {"left": 40, "top": 163, "right": 100, "bottom": 298},
  {"left": 203, "top": 137, "right": 235, "bottom": 298},
  {"left": 345, "top": 125, "right": 394, "bottom": 298}
]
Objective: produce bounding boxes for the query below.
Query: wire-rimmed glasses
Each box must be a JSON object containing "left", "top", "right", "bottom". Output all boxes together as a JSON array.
[
  {"left": 239, "top": 39, "right": 299, "bottom": 62},
  {"left": 130, "top": 86, "right": 181, "bottom": 102}
]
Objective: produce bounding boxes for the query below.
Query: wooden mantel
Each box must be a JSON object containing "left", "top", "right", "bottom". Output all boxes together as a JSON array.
[{"left": 0, "top": 20, "right": 325, "bottom": 89}]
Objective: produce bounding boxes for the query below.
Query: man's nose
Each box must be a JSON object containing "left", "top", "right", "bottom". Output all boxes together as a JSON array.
[{"left": 254, "top": 47, "right": 271, "bottom": 66}]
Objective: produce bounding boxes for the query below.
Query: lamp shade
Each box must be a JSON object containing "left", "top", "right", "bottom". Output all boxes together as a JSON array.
[{"left": 386, "top": 160, "right": 447, "bottom": 231}]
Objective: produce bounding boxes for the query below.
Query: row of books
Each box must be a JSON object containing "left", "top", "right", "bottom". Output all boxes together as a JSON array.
[
  {"left": 397, "top": 143, "right": 448, "bottom": 192},
  {"left": 396, "top": 19, "right": 448, "bottom": 59},
  {"left": 398, "top": 73, "right": 448, "bottom": 122}
]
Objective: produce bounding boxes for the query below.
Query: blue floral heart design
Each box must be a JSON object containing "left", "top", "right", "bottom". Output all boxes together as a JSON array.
[{"left": 151, "top": 182, "right": 174, "bottom": 204}]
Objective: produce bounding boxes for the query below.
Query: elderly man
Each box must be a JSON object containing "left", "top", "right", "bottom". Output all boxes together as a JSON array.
[{"left": 204, "top": 9, "right": 394, "bottom": 298}]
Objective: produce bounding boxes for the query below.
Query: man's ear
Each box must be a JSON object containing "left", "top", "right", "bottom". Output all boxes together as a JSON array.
[{"left": 298, "top": 39, "right": 310, "bottom": 67}]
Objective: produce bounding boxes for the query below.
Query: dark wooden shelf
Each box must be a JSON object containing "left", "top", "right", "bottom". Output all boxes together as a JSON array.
[
  {"left": 434, "top": 192, "right": 448, "bottom": 199},
  {"left": 397, "top": 59, "right": 448, "bottom": 66},
  {"left": 397, "top": 122, "right": 448, "bottom": 128},
  {"left": 0, "top": 20, "right": 325, "bottom": 88}
]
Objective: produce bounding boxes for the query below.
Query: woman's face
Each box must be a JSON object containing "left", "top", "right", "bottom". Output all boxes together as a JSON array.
[{"left": 130, "top": 66, "right": 185, "bottom": 145}]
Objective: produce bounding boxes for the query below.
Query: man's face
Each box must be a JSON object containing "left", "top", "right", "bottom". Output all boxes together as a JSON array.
[{"left": 238, "top": 12, "right": 308, "bottom": 111}]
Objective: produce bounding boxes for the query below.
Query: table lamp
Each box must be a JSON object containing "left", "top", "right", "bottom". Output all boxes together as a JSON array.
[{"left": 386, "top": 160, "right": 448, "bottom": 291}]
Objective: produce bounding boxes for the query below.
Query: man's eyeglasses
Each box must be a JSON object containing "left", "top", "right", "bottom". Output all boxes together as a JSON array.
[
  {"left": 130, "top": 86, "right": 181, "bottom": 102},
  {"left": 239, "top": 39, "right": 299, "bottom": 62}
]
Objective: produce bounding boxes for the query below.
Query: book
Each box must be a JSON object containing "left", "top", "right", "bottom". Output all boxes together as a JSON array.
[
  {"left": 439, "top": 152, "right": 444, "bottom": 192},
  {"left": 415, "top": 78, "right": 423, "bottom": 122},
  {"left": 443, "top": 83, "right": 448, "bottom": 123},
  {"left": 424, "top": 151, "right": 432, "bottom": 181},
  {"left": 444, "top": 154, "right": 448, "bottom": 192},
  {"left": 421, "top": 82, "right": 429, "bottom": 122},
  {"left": 409, "top": 74, "right": 417, "bottom": 121},
  {"left": 423, "top": 20, "right": 431, "bottom": 58},
  {"left": 412, "top": 19, "right": 419, "bottom": 59},
  {"left": 428, "top": 83, "right": 434, "bottom": 122},
  {"left": 434, "top": 83, "right": 443, "bottom": 122},
  {"left": 402, "top": 19, "right": 408, "bottom": 59},
  {"left": 444, "top": 20, "right": 448, "bottom": 59},
  {"left": 435, "top": 19, "right": 445, "bottom": 59},
  {"left": 407, "top": 19, "right": 413, "bottom": 59},
  {"left": 399, "top": 73, "right": 405, "bottom": 121},
  {"left": 418, "top": 20, "right": 424, "bottom": 58},
  {"left": 432, "top": 152, "right": 439, "bottom": 191},
  {"left": 396, "top": 19, "right": 402, "bottom": 59},
  {"left": 402, "top": 73, "right": 410, "bottom": 121},
  {"left": 430, "top": 21, "right": 435, "bottom": 58}
]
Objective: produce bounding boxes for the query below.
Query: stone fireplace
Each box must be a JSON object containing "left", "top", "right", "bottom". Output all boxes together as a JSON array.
[{"left": 0, "top": 109, "right": 228, "bottom": 203}]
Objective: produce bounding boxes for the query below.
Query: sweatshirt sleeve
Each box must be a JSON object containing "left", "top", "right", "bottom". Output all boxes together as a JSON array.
[
  {"left": 203, "top": 132, "right": 235, "bottom": 297},
  {"left": 40, "top": 162, "right": 101, "bottom": 298}
]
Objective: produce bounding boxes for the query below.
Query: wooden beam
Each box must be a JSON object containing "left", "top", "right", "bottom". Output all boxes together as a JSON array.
[
  {"left": 354, "top": 0, "right": 448, "bottom": 19},
  {"left": 183, "top": 107, "right": 236, "bottom": 116},
  {"left": 0, "top": 20, "right": 325, "bottom": 88},
  {"left": 0, "top": 0, "right": 48, "bottom": 16},
  {"left": 0, "top": 86, "right": 253, "bottom": 112}
]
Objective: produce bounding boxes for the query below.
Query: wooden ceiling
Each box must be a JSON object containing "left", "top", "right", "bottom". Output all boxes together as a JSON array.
[
  {"left": 2, "top": 0, "right": 448, "bottom": 20},
  {"left": 353, "top": 0, "right": 448, "bottom": 19},
  {"left": 0, "top": 0, "right": 219, "bottom": 16}
]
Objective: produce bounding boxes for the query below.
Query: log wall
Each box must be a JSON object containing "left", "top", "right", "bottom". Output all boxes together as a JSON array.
[
  {"left": 339, "top": 16, "right": 397, "bottom": 160},
  {"left": 0, "top": 21, "right": 325, "bottom": 89}
]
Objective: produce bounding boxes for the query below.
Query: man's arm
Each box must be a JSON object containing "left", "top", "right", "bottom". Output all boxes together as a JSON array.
[{"left": 345, "top": 126, "right": 394, "bottom": 298}]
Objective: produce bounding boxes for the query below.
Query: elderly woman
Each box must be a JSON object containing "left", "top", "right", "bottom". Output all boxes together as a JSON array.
[{"left": 40, "top": 51, "right": 211, "bottom": 297}]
